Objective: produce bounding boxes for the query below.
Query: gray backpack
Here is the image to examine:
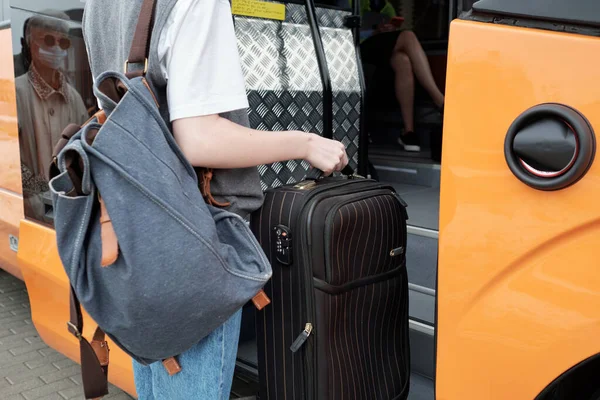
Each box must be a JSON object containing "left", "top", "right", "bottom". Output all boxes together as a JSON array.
[{"left": 48, "top": 1, "right": 271, "bottom": 397}]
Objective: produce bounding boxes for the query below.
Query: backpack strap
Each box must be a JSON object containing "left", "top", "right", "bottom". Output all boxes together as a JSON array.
[
  {"left": 70, "top": 2, "right": 271, "bottom": 396},
  {"left": 66, "top": 2, "right": 160, "bottom": 398},
  {"left": 125, "top": 0, "right": 157, "bottom": 78},
  {"left": 68, "top": 288, "right": 110, "bottom": 399}
]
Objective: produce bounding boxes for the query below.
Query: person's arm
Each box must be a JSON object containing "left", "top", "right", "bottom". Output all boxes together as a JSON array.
[
  {"left": 172, "top": 115, "right": 348, "bottom": 175},
  {"left": 161, "top": 0, "right": 348, "bottom": 175}
]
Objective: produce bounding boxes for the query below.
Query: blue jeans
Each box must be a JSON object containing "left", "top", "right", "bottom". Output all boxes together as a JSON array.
[{"left": 132, "top": 309, "right": 242, "bottom": 399}]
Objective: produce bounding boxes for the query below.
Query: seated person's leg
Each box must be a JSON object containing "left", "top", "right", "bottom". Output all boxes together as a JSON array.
[
  {"left": 390, "top": 51, "right": 420, "bottom": 152},
  {"left": 392, "top": 31, "right": 444, "bottom": 111}
]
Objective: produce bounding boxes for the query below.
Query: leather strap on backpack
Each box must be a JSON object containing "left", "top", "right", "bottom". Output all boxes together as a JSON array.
[
  {"left": 68, "top": 288, "right": 109, "bottom": 399},
  {"left": 68, "top": 2, "right": 160, "bottom": 399},
  {"left": 124, "top": 0, "right": 156, "bottom": 78}
]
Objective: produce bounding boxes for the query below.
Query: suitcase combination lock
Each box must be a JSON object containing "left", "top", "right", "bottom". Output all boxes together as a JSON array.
[{"left": 273, "top": 225, "right": 293, "bottom": 265}]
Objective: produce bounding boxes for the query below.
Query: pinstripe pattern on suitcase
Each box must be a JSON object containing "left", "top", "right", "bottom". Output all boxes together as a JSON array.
[{"left": 251, "top": 178, "right": 410, "bottom": 400}]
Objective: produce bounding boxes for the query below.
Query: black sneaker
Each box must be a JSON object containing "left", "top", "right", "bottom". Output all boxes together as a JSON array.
[{"left": 398, "top": 131, "right": 421, "bottom": 152}]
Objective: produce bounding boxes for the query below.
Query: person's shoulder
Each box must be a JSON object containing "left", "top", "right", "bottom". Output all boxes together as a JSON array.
[
  {"left": 15, "top": 72, "right": 28, "bottom": 83},
  {"left": 14, "top": 73, "right": 30, "bottom": 93},
  {"left": 170, "top": 0, "right": 229, "bottom": 17}
]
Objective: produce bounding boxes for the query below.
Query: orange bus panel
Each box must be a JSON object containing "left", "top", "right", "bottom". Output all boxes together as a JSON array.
[
  {"left": 438, "top": 21, "right": 600, "bottom": 399},
  {"left": 0, "top": 28, "right": 23, "bottom": 280}
]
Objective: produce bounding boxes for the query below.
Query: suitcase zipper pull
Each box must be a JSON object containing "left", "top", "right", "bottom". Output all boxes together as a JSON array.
[{"left": 290, "top": 323, "right": 313, "bottom": 353}]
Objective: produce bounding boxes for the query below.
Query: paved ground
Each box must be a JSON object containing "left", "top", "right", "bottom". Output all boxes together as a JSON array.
[
  {"left": 1, "top": 267, "right": 429, "bottom": 400},
  {"left": 0, "top": 270, "right": 132, "bottom": 400}
]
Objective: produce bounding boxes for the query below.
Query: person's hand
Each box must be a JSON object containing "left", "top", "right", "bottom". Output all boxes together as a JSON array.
[{"left": 303, "top": 133, "right": 349, "bottom": 176}]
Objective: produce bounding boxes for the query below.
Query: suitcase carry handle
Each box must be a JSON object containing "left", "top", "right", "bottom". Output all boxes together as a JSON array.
[{"left": 305, "top": 165, "right": 355, "bottom": 181}]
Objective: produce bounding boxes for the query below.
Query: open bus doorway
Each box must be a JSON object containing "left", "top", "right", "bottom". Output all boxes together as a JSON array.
[
  {"left": 230, "top": 1, "right": 468, "bottom": 399},
  {"left": 359, "top": 2, "right": 468, "bottom": 397}
]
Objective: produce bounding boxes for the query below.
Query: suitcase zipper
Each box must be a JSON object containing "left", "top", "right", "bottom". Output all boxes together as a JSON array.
[
  {"left": 298, "top": 203, "right": 318, "bottom": 400},
  {"left": 290, "top": 323, "right": 313, "bottom": 352},
  {"left": 295, "top": 180, "right": 393, "bottom": 400}
]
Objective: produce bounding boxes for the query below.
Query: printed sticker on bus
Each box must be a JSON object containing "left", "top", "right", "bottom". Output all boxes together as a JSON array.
[{"left": 231, "top": 0, "right": 286, "bottom": 21}]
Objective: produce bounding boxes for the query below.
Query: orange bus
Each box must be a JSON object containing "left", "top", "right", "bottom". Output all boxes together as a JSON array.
[{"left": 1, "top": 0, "right": 599, "bottom": 399}]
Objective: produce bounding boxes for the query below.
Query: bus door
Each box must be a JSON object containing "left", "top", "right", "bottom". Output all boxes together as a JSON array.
[{"left": 438, "top": 1, "right": 600, "bottom": 399}]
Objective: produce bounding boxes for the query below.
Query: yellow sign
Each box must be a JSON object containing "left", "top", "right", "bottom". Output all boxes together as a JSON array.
[{"left": 231, "top": 0, "right": 286, "bottom": 21}]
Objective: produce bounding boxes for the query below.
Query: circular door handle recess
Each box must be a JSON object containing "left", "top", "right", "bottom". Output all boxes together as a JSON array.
[{"left": 505, "top": 103, "right": 595, "bottom": 191}]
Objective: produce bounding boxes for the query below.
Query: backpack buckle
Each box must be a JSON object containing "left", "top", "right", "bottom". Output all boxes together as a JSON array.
[
  {"left": 124, "top": 58, "right": 148, "bottom": 75},
  {"left": 67, "top": 321, "right": 82, "bottom": 341}
]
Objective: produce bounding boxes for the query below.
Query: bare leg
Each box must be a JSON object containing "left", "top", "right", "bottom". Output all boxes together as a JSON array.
[
  {"left": 390, "top": 51, "right": 415, "bottom": 133},
  {"left": 393, "top": 31, "right": 444, "bottom": 109}
]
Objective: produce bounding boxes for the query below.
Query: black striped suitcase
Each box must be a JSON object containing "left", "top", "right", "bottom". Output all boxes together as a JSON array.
[
  {"left": 244, "top": 0, "right": 411, "bottom": 397},
  {"left": 250, "top": 175, "right": 410, "bottom": 400}
]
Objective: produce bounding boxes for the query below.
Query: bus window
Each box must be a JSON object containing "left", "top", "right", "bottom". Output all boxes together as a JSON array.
[{"left": 11, "top": 6, "right": 96, "bottom": 226}]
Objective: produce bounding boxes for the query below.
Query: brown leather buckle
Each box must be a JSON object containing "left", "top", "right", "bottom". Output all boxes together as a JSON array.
[
  {"left": 124, "top": 58, "right": 148, "bottom": 75},
  {"left": 67, "top": 321, "right": 82, "bottom": 341},
  {"left": 91, "top": 340, "right": 110, "bottom": 367}
]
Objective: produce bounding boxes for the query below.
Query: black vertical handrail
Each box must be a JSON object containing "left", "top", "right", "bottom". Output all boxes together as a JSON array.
[
  {"left": 305, "top": 0, "right": 370, "bottom": 176},
  {"left": 351, "top": 0, "right": 369, "bottom": 177},
  {"left": 305, "top": 0, "right": 334, "bottom": 140}
]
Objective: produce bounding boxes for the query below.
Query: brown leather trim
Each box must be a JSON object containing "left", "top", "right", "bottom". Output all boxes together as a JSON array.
[
  {"left": 85, "top": 127, "right": 100, "bottom": 146},
  {"left": 252, "top": 289, "right": 271, "bottom": 310},
  {"left": 95, "top": 110, "right": 107, "bottom": 125},
  {"left": 83, "top": 110, "right": 107, "bottom": 127},
  {"left": 50, "top": 111, "right": 107, "bottom": 180},
  {"left": 62, "top": 151, "right": 84, "bottom": 197},
  {"left": 99, "top": 196, "right": 119, "bottom": 267},
  {"left": 69, "top": 289, "right": 109, "bottom": 399},
  {"left": 128, "top": 0, "right": 156, "bottom": 65},
  {"left": 90, "top": 328, "right": 110, "bottom": 367},
  {"left": 64, "top": 3, "right": 159, "bottom": 398},
  {"left": 49, "top": 124, "right": 82, "bottom": 179},
  {"left": 52, "top": 124, "right": 81, "bottom": 160},
  {"left": 197, "top": 168, "right": 231, "bottom": 208},
  {"left": 97, "top": 77, "right": 128, "bottom": 104},
  {"left": 162, "top": 357, "right": 182, "bottom": 376},
  {"left": 141, "top": 78, "right": 159, "bottom": 107}
]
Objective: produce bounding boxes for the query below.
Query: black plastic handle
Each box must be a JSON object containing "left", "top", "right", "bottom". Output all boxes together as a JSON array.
[
  {"left": 305, "top": 165, "right": 355, "bottom": 181},
  {"left": 504, "top": 103, "right": 595, "bottom": 191}
]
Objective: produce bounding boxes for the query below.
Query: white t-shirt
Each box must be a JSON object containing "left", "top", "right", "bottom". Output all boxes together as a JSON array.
[{"left": 157, "top": 0, "right": 250, "bottom": 121}]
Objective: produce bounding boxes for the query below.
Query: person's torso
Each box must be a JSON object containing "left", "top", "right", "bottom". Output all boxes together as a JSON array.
[{"left": 82, "top": 0, "right": 264, "bottom": 218}]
